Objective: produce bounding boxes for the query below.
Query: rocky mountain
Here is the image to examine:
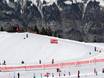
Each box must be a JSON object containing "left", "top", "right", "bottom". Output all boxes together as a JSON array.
[{"left": 0, "top": 0, "right": 104, "bottom": 42}]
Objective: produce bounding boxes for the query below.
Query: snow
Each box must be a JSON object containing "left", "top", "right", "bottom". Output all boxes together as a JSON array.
[
  {"left": 13, "top": 0, "right": 103, "bottom": 8},
  {"left": 31, "top": 0, "right": 56, "bottom": 6},
  {"left": 86, "top": 43, "right": 104, "bottom": 49},
  {"left": 64, "top": 1, "right": 72, "bottom": 5},
  {"left": 0, "top": 32, "right": 94, "bottom": 65},
  {"left": 6, "top": 0, "right": 104, "bottom": 7},
  {"left": 96, "top": 0, "right": 104, "bottom": 6},
  {"left": 0, "top": 32, "right": 103, "bottom": 64},
  {"left": 0, "top": 32, "right": 104, "bottom": 78}
]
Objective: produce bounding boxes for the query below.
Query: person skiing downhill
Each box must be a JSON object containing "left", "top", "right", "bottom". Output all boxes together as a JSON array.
[
  {"left": 94, "top": 47, "right": 96, "bottom": 51},
  {"left": 52, "top": 59, "right": 54, "bottom": 64},
  {"left": 17, "top": 73, "right": 20, "bottom": 78},
  {"left": 33, "top": 73, "right": 36, "bottom": 78},
  {"left": 69, "top": 72, "right": 71, "bottom": 76},
  {"left": 78, "top": 70, "right": 80, "bottom": 78},
  {"left": 26, "top": 34, "right": 28, "bottom": 38},
  {"left": 39, "top": 60, "right": 41, "bottom": 64},
  {"left": 2, "top": 60, "right": 6, "bottom": 65},
  {"left": 21, "top": 60, "right": 24, "bottom": 64},
  {"left": 94, "top": 68, "right": 97, "bottom": 76}
]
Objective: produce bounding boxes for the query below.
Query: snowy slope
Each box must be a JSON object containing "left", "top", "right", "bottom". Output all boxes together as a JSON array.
[
  {"left": 86, "top": 43, "right": 104, "bottom": 49},
  {"left": 0, "top": 32, "right": 102, "bottom": 65},
  {"left": 0, "top": 32, "right": 104, "bottom": 78}
]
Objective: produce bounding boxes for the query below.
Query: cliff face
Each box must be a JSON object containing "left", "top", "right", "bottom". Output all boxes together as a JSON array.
[{"left": 0, "top": 0, "right": 104, "bottom": 42}]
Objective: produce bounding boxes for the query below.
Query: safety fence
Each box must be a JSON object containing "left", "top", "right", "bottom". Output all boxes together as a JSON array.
[{"left": 0, "top": 58, "right": 104, "bottom": 72}]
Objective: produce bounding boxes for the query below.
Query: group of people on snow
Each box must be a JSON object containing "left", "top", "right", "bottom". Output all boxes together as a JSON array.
[
  {"left": 0, "top": 60, "right": 6, "bottom": 65},
  {"left": 89, "top": 46, "right": 102, "bottom": 55}
]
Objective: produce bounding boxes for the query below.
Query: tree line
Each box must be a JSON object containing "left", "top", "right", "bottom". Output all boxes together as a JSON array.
[{"left": 0, "top": 25, "right": 60, "bottom": 37}]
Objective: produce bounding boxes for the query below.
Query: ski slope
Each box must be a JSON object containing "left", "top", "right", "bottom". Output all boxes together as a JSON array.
[
  {"left": 0, "top": 32, "right": 95, "bottom": 65},
  {"left": 0, "top": 32, "right": 104, "bottom": 78}
]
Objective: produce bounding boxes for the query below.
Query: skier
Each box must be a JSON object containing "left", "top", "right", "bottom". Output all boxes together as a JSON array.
[
  {"left": 94, "top": 47, "right": 96, "bottom": 52},
  {"left": 2, "top": 60, "right": 6, "bottom": 65},
  {"left": 94, "top": 68, "right": 97, "bottom": 76},
  {"left": 44, "top": 72, "right": 50, "bottom": 78},
  {"left": 39, "top": 60, "right": 41, "bottom": 64},
  {"left": 56, "top": 68, "right": 61, "bottom": 72},
  {"left": 17, "top": 72, "right": 20, "bottom": 78},
  {"left": 99, "top": 50, "right": 101, "bottom": 53},
  {"left": 59, "top": 72, "right": 61, "bottom": 77},
  {"left": 52, "top": 73, "right": 54, "bottom": 77},
  {"left": 89, "top": 52, "right": 91, "bottom": 55},
  {"left": 21, "top": 60, "right": 24, "bottom": 64},
  {"left": 63, "top": 73, "right": 66, "bottom": 76},
  {"left": 33, "top": 73, "right": 35, "bottom": 78},
  {"left": 26, "top": 34, "right": 28, "bottom": 38},
  {"left": 52, "top": 59, "right": 54, "bottom": 64},
  {"left": 78, "top": 70, "right": 80, "bottom": 78},
  {"left": 69, "top": 72, "right": 71, "bottom": 76}
]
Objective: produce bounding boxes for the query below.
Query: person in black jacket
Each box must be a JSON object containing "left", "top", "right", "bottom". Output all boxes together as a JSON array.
[
  {"left": 21, "top": 60, "right": 24, "bottom": 64},
  {"left": 39, "top": 60, "right": 41, "bottom": 64},
  {"left": 52, "top": 59, "right": 54, "bottom": 64},
  {"left": 2, "top": 60, "right": 6, "bottom": 65},
  {"left": 78, "top": 70, "right": 80, "bottom": 78},
  {"left": 17, "top": 73, "right": 20, "bottom": 78}
]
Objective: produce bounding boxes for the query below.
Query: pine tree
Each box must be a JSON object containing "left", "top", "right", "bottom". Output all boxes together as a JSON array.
[
  {"left": 34, "top": 26, "right": 39, "bottom": 34},
  {"left": 40, "top": 27, "right": 46, "bottom": 35},
  {"left": 94, "top": 36, "right": 97, "bottom": 42},
  {"left": 52, "top": 30, "right": 58, "bottom": 37},
  {"left": 47, "top": 27, "right": 52, "bottom": 36},
  {"left": 0, "top": 27, "right": 4, "bottom": 31},
  {"left": 9, "top": 0, "right": 14, "bottom": 3},
  {"left": 58, "top": 34, "right": 62, "bottom": 38}
]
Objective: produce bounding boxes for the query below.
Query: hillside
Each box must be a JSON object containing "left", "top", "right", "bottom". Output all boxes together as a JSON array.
[
  {"left": 0, "top": 32, "right": 104, "bottom": 78},
  {"left": 0, "top": 32, "right": 94, "bottom": 65}
]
